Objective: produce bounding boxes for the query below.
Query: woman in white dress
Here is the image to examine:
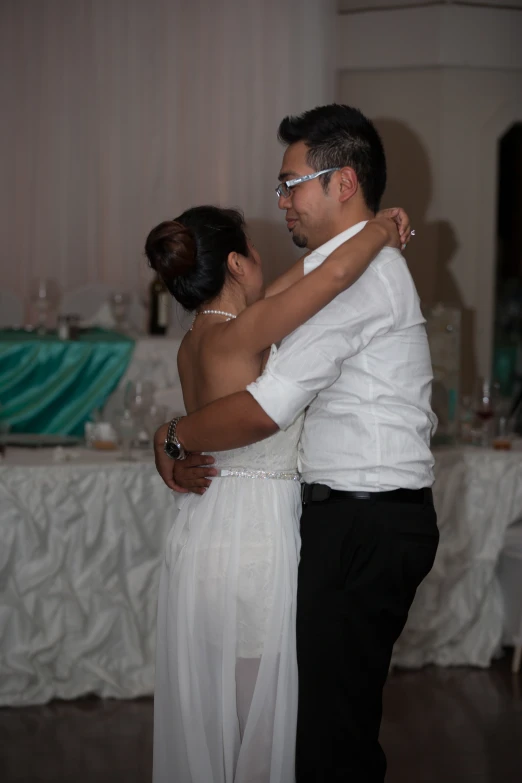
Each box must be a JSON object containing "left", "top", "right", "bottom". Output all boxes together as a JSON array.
[{"left": 144, "top": 205, "right": 409, "bottom": 783}]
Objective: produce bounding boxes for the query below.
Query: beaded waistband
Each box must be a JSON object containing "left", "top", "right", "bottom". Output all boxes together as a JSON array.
[{"left": 216, "top": 468, "right": 300, "bottom": 481}]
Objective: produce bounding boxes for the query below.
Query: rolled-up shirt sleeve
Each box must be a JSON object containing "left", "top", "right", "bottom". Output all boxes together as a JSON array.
[
  {"left": 247, "top": 268, "right": 395, "bottom": 430},
  {"left": 247, "top": 364, "right": 321, "bottom": 431}
]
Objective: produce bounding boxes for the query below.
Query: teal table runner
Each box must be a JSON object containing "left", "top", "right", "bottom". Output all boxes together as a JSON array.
[{"left": 0, "top": 329, "right": 135, "bottom": 436}]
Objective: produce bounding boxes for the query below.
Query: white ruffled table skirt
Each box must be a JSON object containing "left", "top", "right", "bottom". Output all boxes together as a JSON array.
[
  {"left": 393, "top": 446, "right": 522, "bottom": 669},
  {"left": 2, "top": 445, "right": 522, "bottom": 706},
  {"left": 0, "top": 449, "right": 176, "bottom": 707}
]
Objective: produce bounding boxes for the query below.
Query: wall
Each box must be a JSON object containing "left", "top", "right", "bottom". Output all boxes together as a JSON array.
[
  {"left": 0, "top": 0, "right": 335, "bottom": 317},
  {"left": 336, "top": 3, "right": 522, "bottom": 388}
]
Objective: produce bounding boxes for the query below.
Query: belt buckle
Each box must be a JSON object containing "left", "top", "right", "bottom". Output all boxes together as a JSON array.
[{"left": 353, "top": 491, "right": 372, "bottom": 500}]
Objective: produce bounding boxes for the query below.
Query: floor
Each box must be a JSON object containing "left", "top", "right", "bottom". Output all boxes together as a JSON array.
[{"left": 0, "top": 655, "right": 521, "bottom": 782}]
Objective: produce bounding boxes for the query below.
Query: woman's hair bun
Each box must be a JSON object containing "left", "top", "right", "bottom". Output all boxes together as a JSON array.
[
  {"left": 145, "top": 220, "right": 197, "bottom": 281},
  {"left": 144, "top": 205, "right": 249, "bottom": 312}
]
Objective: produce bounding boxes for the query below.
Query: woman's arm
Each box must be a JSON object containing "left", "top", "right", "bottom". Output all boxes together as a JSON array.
[
  {"left": 262, "top": 207, "right": 409, "bottom": 299},
  {"left": 225, "top": 214, "right": 405, "bottom": 356}
]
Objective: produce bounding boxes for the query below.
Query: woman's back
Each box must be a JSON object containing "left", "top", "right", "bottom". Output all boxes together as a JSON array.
[{"left": 176, "top": 314, "right": 269, "bottom": 414}]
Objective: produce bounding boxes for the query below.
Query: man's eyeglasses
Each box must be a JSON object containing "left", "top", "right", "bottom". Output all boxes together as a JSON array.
[{"left": 275, "top": 168, "right": 340, "bottom": 199}]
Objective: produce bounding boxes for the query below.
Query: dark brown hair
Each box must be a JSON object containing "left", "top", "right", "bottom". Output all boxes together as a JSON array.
[
  {"left": 278, "top": 104, "right": 386, "bottom": 213},
  {"left": 145, "top": 205, "right": 249, "bottom": 311}
]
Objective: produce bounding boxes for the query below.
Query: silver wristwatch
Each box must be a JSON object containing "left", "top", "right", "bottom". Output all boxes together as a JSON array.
[{"left": 163, "top": 416, "right": 187, "bottom": 460}]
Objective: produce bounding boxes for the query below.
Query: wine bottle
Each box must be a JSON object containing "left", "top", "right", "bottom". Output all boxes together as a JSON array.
[{"left": 148, "top": 275, "right": 170, "bottom": 335}]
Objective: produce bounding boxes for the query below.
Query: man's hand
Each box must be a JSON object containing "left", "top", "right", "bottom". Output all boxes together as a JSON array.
[
  {"left": 153, "top": 422, "right": 217, "bottom": 494},
  {"left": 173, "top": 453, "right": 217, "bottom": 495}
]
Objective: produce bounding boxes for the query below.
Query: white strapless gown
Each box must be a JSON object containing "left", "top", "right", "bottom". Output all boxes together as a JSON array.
[{"left": 153, "top": 377, "right": 303, "bottom": 782}]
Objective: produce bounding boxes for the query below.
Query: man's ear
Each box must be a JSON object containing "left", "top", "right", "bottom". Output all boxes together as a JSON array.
[
  {"left": 227, "top": 251, "right": 244, "bottom": 278},
  {"left": 338, "top": 166, "right": 358, "bottom": 204}
]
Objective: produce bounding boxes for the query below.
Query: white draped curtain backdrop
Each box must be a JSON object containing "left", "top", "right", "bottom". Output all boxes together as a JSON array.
[{"left": 0, "top": 0, "right": 335, "bottom": 316}]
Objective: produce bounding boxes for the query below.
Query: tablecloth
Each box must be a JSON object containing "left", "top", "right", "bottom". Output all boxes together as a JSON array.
[
  {"left": 2, "top": 443, "right": 521, "bottom": 707},
  {"left": 0, "top": 329, "right": 134, "bottom": 436},
  {"left": 0, "top": 333, "right": 186, "bottom": 437},
  {"left": 0, "top": 448, "right": 176, "bottom": 706},
  {"left": 393, "top": 446, "right": 522, "bottom": 668}
]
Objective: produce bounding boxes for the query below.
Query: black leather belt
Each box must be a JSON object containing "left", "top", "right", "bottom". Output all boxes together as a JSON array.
[{"left": 301, "top": 483, "right": 432, "bottom": 506}]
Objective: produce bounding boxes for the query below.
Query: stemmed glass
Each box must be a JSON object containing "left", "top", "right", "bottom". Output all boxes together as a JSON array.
[
  {"left": 124, "top": 381, "right": 156, "bottom": 445},
  {"left": 125, "top": 380, "right": 155, "bottom": 415},
  {"left": 112, "top": 408, "right": 138, "bottom": 461},
  {"left": 144, "top": 404, "right": 168, "bottom": 448},
  {"left": 109, "top": 292, "right": 131, "bottom": 334},
  {"left": 473, "top": 378, "right": 498, "bottom": 447},
  {"left": 492, "top": 394, "right": 515, "bottom": 450},
  {"left": 30, "top": 278, "right": 61, "bottom": 334}
]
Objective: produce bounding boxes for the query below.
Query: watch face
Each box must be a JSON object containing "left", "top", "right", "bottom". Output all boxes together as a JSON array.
[{"left": 165, "top": 441, "right": 181, "bottom": 459}]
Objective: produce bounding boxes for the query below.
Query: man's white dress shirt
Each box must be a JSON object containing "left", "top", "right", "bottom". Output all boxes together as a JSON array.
[{"left": 247, "top": 221, "right": 436, "bottom": 491}]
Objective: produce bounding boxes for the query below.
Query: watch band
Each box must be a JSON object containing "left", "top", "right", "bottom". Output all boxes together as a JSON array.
[
  {"left": 164, "top": 416, "right": 187, "bottom": 460},
  {"left": 167, "top": 416, "right": 182, "bottom": 444}
]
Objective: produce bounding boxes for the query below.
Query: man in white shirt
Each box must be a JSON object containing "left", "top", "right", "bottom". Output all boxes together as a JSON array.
[{"left": 155, "top": 105, "right": 439, "bottom": 782}]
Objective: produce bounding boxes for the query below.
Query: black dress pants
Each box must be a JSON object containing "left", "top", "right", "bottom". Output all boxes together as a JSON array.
[{"left": 295, "top": 491, "right": 438, "bottom": 783}]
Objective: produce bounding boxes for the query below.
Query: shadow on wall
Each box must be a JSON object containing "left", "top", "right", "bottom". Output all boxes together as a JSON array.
[{"left": 375, "top": 118, "right": 477, "bottom": 392}]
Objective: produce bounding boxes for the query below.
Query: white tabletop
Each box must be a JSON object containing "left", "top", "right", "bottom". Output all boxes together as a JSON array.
[{"left": 1, "top": 445, "right": 154, "bottom": 468}]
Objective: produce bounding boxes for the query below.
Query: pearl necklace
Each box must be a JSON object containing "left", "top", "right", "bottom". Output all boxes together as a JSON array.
[{"left": 190, "top": 309, "right": 237, "bottom": 330}]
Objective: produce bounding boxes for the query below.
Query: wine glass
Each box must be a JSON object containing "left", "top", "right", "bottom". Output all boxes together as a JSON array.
[
  {"left": 124, "top": 381, "right": 156, "bottom": 445},
  {"left": 473, "top": 378, "right": 498, "bottom": 447},
  {"left": 144, "top": 404, "right": 168, "bottom": 447},
  {"left": 30, "top": 278, "right": 61, "bottom": 334},
  {"left": 109, "top": 292, "right": 131, "bottom": 334},
  {"left": 492, "top": 394, "right": 515, "bottom": 451},
  {"left": 125, "top": 381, "right": 155, "bottom": 416},
  {"left": 493, "top": 414, "right": 514, "bottom": 451},
  {"left": 112, "top": 408, "right": 138, "bottom": 461}
]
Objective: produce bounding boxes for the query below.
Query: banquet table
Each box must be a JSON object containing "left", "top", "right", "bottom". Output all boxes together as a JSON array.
[
  {"left": 393, "top": 445, "right": 522, "bottom": 669},
  {"left": 0, "top": 446, "right": 176, "bottom": 707},
  {"left": 1, "top": 442, "right": 522, "bottom": 708}
]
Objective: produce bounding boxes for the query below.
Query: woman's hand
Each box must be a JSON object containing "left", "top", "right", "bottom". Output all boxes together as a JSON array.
[{"left": 372, "top": 207, "right": 412, "bottom": 250}]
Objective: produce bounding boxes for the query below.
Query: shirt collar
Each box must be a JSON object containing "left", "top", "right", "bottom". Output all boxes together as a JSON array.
[{"left": 309, "top": 220, "right": 369, "bottom": 261}]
